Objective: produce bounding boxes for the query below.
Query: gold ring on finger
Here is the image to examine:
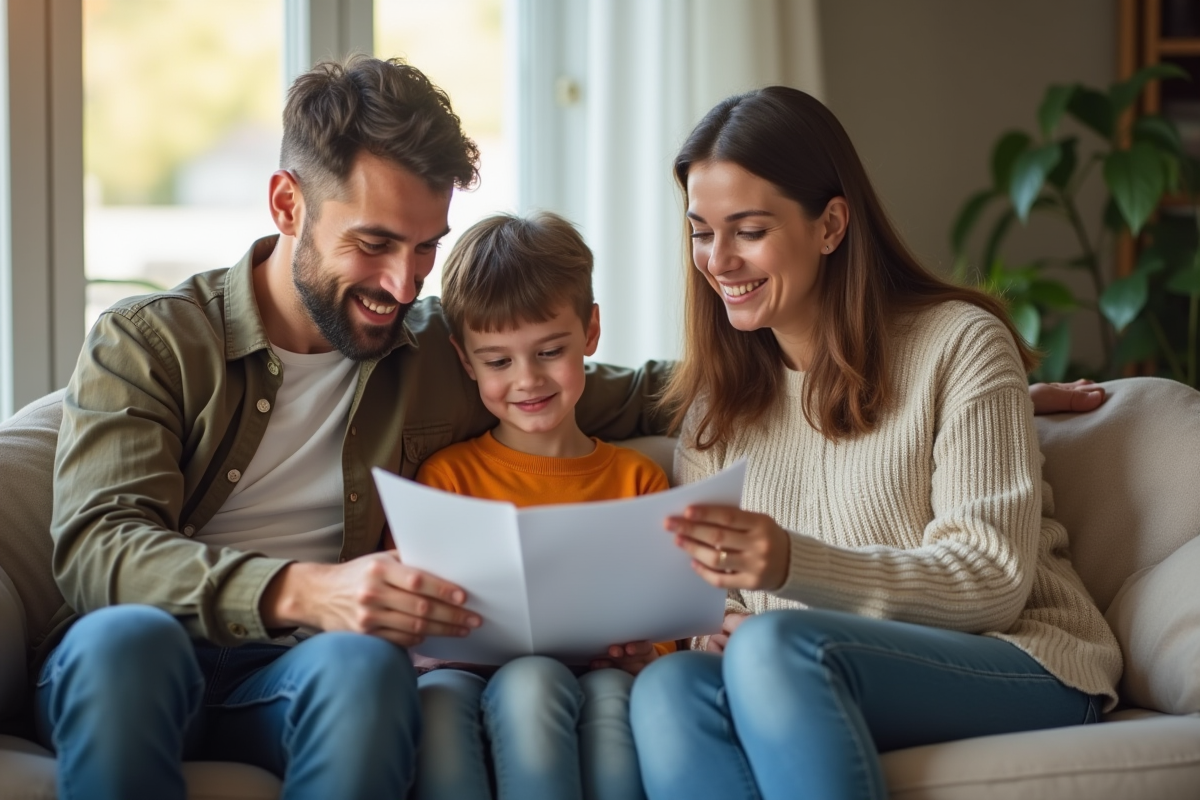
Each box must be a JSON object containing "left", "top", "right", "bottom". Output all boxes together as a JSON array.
[{"left": 716, "top": 546, "right": 728, "bottom": 570}]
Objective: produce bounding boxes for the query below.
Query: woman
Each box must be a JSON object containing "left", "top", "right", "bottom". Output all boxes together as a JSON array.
[{"left": 628, "top": 86, "right": 1122, "bottom": 800}]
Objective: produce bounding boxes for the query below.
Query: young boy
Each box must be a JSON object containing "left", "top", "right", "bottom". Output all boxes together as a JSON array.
[{"left": 411, "top": 212, "right": 670, "bottom": 800}]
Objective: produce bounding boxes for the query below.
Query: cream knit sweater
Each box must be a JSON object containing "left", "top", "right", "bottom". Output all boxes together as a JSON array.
[{"left": 679, "top": 301, "right": 1122, "bottom": 709}]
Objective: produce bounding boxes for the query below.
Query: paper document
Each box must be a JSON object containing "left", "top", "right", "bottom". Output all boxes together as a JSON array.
[{"left": 372, "top": 460, "right": 745, "bottom": 664}]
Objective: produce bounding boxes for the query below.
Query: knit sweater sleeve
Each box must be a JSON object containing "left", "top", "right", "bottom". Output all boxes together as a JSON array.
[{"left": 772, "top": 310, "right": 1042, "bottom": 634}]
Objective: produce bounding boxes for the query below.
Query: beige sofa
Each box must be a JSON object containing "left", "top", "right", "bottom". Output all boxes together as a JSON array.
[{"left": 2, "top": 377, "right": 1200, "bottom": 798}]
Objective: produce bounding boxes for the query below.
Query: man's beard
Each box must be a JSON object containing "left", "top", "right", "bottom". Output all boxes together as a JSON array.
[{"left": 292, "top": 226, "right": 417, "bottom": 361}]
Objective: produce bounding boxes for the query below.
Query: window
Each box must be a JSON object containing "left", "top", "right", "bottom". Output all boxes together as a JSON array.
[
  {"left": 375, "top": 0, "right": 514, "bottom": 296},
  {"left": 83, "top": 0, "right": 285, "bottom": 328}
]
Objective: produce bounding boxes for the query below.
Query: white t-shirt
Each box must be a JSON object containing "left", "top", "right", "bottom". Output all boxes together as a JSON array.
[{"left": 197, "top": 345, "right": 358, "bottom": 563}]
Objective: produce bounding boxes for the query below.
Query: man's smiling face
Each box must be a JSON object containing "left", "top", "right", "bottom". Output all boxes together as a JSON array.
[{"left": 292, "top": 150, "right": 452, "bottom": 361}]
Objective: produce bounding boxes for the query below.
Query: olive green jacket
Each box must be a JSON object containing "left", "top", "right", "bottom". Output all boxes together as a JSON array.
[{"left": 51, "top": 236, "right": 672, "bottom": 649}]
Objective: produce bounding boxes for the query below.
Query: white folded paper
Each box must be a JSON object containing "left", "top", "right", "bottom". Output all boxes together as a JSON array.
[{"left": 371, "top": 460, "right": 745, "bottom": 664}]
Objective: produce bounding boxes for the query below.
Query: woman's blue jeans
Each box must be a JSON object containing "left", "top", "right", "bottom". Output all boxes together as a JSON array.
[
  {"left": 414, "top": 655, "right": 645, "bottom": 800},
  {"left": 34, "top": 605, "right": 421, "bottom": 800},
  {"left": 630, "top": 609, "right": 1103, "bottom": 800}
]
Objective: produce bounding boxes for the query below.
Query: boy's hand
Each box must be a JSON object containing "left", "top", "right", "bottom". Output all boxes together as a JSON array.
[
  {"left": 705, "top": 612, "right": 751, "bottom": 654},
  {"left": 1030, "top": 379, "right": 1105, "bottom": 415},
  {"left": 589, "top": 640, "right": 659, "bottom": 675}
]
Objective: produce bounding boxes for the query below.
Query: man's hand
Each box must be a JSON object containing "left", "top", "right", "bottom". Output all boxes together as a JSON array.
[
  {"left": 667, "top": 505, "right": 791, "bottom": 591},
  {"left": 260, "top": 551, "right": 481, "bottom": 648},
  {"left": 1030, "top": 379, "right": 1105, "bottom": 415},
  {"left": 589, "top": 640, "right": 659, "bottom": 675},
  {"left": 704, "top": 612, "right": 751, "bottom": 654}
]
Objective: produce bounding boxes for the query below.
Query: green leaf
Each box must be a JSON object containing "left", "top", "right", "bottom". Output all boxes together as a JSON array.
[
  {"left": 991, "top": 131, "right": 1032, "bottom": 193},
  {"left": 1046, "top": 137, "right": 1078, "bottom": 190},
  {"left": 1113, "top": 317, "right": 1158, "bottom": 365},
  {"left": 1010, "top": 143, "right": 1062, "bottom": 222},
  {"left": 1102, "top": 196, "right": 1125, "bottom": 233},
  {"left": 1027, "top": 279, "right": 1076, "bottom": 310},
  {"left": 1132, "top": 115, "right": 1184, "bottom": 155},
  {"left": 989, "top": 261, "right": 1037, "bottom": 296},
  {"left": 982, "top": 209, "right": 1015, "bottom": 272},
  {"left": 1136, "top": 249, "right": 1167, "bottom": 274},
  {"left": 1037, "top": 320, "right": 1072, "bottom": 382},
  {"left": 1104, "top": 142, "right": 1166, "bottom": 235},
  {"left": 1166, "top": 266, "right": 1200, "bottom": 296},
  {"left": 1038, "top": 84, "right": 1076, "bottom": 140},
  {"left": 1067, "top": 87, "right": 1115, "bottom": 140},
  {"left": 1099, "top": 272, "right": 1149, "bottom": 332},
  {"left": 1110, "top": 63, "right": 1190, "bottom": 113},
  {"left": 1161, "top": 150, "right": 1182, "bottom": 193},
  {"left": 951, "top": 189, "right": 996, "bottom": 256},
  {"left": 1010, "top": 302, "right": 1040, "bottom": 347}
]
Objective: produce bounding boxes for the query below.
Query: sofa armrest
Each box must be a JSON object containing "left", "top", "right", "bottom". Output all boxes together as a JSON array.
[
  {"left": 617, "top": 436, "right": 677, "bottom": 484},
  {"left": 0, "top": 563, "right": 28, "bottom": 721}
]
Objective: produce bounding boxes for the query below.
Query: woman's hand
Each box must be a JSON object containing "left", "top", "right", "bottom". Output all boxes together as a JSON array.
[
  {"left": 705, "top": 612, "right": 751, "bottom": 654},
  {"left": 667, "top": 505, "right": 791, "bottom": 590},
  {"left": 1029, "top": 379, "right": 1105, "bottom": 415},
  {"left": 590, "top": 640, "right": 659, "bottom": 675}
]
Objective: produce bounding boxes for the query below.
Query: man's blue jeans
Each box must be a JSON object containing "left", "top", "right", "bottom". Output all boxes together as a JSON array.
[
  {"left": 414, "top": 656, "right": 645, "bottom": 800},
  {"left": 630, "top": 609, "right": 1103, "bottom": 800},
  {"left": 34, "top": 604, "right": 421, "bottom": 800}
]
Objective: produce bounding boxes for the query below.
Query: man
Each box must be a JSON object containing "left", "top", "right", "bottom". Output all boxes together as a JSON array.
[{"left": 42, "top": 56, "right": 667, "bottom": 799}]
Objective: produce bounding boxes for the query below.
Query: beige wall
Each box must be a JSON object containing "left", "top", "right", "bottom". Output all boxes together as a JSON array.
[{"left": 815, "top": 0, "right": 1117, "bottom": 368}]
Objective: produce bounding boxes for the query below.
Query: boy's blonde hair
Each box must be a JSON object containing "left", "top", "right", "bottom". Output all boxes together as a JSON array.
[{"left": 441, "top": 212, "right": 595, "bottom": 341}]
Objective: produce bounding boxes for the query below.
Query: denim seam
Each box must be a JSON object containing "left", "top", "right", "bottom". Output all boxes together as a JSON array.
[
  {"left": 207, "top": 681, "right": 300, "bottom": 712},
  {"left": 820, "top": 662, "right": 888, "bottom": 798},
  {"left": 715, "top": 685, "right": 766, "bottom": 800},
  {"left": 815, "top": 641, "right": 1061, "bottom": 686},
  {"left": 203, "top": 645, "right": 231, "bottom": 705}
]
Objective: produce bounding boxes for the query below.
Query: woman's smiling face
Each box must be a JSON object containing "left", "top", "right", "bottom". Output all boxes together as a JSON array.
[{"left": 686, "top": 159, "right": 845, "bottom": 366}]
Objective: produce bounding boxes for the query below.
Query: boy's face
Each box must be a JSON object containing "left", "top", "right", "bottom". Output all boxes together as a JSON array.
[{"left": 454, "top": 302, "right": 601, "bottom": 439}]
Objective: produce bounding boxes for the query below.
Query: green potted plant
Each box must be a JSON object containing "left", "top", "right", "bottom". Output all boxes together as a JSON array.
[{"left": 951, "top": 64, "right": 1200, "bottom": 386}]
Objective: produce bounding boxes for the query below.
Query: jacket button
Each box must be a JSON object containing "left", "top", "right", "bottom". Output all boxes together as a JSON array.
[
  {"left": 227, "top": 469, "right": 242, "bottom": 483},
  {"left": 182, "top": 524, "right": 196, "bottom": 537},
  {"left": 348, "top": 492, "right": 359, "bottom": 503},
  {"left": 228, "top": 622, "right": 248, "bottom": 637},
  {"left": 267, "top": 360, "right": 280, "bottom": 376},
  {"left": 256, "top": 399, "right": 271, "bottom": 413}
]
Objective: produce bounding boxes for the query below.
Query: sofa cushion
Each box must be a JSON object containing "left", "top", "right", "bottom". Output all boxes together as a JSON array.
[
  {"left": 0, "top": 734, "right": 283, "bottom": 800},
  {"left": 0, "top": 568, "right": 25, "bottom": 721},
  {"left": 1106, "top": 533, "right": 1200, "bottom": 715},
  {"left": 1034, "top": 377, "right": 1200, "bottom": 613},
  {"left": 881, "top": 713, "right": 1200, "bottom": 799},
  {"left": 0, "top": 390, "right": 66, "bottom": 648}
]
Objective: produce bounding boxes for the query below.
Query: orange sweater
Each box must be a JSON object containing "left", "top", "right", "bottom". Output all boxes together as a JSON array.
[{"left": 417, "top": 431, "right": 675, "bottom": 655}]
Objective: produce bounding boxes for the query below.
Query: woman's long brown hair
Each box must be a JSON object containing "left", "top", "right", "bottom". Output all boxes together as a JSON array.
[{"left": 661, "top": 87, "right": 1037, "bottom": 449}]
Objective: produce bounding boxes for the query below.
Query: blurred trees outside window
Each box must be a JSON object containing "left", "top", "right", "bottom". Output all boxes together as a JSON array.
[{"left": 83, "top": 0, "right": 283, "bottom": 326}]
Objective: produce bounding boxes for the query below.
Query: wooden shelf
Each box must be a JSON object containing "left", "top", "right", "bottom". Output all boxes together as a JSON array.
[
  {"left": 1159, "top": 38, "right": 1200, "bottom": 56},
  {"left": 1160, "top": 192, "right": 1200, "bottom": 208}
]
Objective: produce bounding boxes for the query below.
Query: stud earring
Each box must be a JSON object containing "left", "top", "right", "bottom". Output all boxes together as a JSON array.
[{"left": 823, "top": 246, "right": 830, "bottom": 253}]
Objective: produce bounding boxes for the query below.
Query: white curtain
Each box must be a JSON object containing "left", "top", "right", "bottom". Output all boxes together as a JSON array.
[{"left": 515, "top": 0, "right": 824, "bottom": 367}]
